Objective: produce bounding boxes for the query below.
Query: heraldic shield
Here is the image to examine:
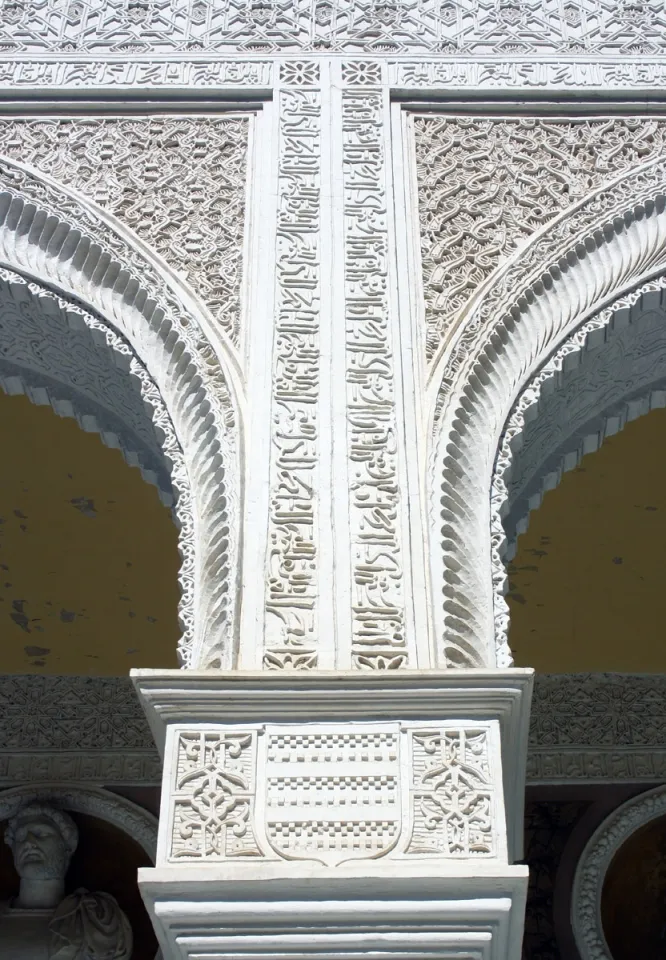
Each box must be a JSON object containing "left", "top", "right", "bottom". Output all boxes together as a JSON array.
[{"left": 260, "top": 723, "right": 404, "bottom": 866}]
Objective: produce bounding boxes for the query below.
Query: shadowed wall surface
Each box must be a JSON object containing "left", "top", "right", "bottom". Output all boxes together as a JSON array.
[
  {"left": 602, "top": 813, "right": 666, "bottom": 960},
  {"left": 0, "top": 811, "right": 157, "bottom": 960},
  {"left": 0, "top": 392, "right": 179, "bottom": 675},
  {"left": 508, "top": 409, "right": 666, "bottom": 673}
]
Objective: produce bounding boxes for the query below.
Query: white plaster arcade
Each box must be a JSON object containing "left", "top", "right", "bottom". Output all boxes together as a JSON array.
[{"left": 3, "top": 2, "right": 666, "bottom": 957}]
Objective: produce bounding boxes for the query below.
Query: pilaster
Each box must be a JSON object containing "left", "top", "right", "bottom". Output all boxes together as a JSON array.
[{"left": 133, "top": 669, "right": 532, "bottom": 960}]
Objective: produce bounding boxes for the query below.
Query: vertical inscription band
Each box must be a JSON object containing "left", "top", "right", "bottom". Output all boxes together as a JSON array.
[
  {"left": 342, "top": 90, "right": 407, "bottom": 669},
  {"left": 264, "top": 89, "right": 322, "bottom": 669}
]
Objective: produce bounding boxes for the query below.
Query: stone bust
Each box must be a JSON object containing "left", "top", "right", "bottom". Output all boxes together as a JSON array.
[{"left": 1, "top": 802, "right": 133, "bottom": 959}]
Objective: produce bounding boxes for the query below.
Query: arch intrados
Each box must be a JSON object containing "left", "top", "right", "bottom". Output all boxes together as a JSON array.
[
  {"left": 0, "top": 155, "right": 244, "bottom": 668},
  {"left": 430, "top": 156, "right": 666, "bottom": 669}
]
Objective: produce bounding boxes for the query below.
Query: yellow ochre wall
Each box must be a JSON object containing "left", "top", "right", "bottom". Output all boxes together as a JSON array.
[
  {"left": 509, "top": 408, "right": 666, "bottom": 673},
  {"left": 0, "top": 392, "right": 179, "bottom": 675}
]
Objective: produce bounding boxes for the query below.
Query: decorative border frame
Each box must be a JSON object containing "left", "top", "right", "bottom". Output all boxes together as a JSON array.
[
  {"left": 3, "top": 57, "right": 666, "bottom": 97},
  {"left": 571, "top": 785, "right": 666, "bottom": 960}
]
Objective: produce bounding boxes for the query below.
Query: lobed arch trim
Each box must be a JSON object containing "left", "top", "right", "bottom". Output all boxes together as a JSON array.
[{"left": 0, "top": 266, "right": 175, "bottom": 505}]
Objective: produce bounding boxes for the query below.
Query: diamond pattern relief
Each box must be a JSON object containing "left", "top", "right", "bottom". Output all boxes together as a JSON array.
[{"left": 0, "top": 0, "right": 665, "bottom": 53}]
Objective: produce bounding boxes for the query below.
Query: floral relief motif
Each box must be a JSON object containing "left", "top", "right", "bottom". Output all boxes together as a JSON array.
[
  {"left": 407, "top": 729, "right": 494, "bottom": 857},
  {"left": 0, "top": 117, "right": 249, "bottom": 345},
  {"left": 280, "top": 60, "right": 320, "bottom": 84},
  {"left": 415, "top": 117, "right": 666, "bottom": 360},
  {"left": 342, "top": 61, "right": 382, "bottom": 84}
]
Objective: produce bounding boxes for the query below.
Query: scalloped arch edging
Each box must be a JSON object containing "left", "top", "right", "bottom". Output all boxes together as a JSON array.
[
  {"left": 0, "top": 155, "right": 244, "bottom": 669},
  {"left": 571, "top": 785, "right": 666, "bottom": 960},
  {"left": 492, "top": 278, "right": 666, "bottom": 662},
  {"left": 430, "top": 155, "right": 666, "bottom": 669},
  {"left": 494, "top": 275, "right": 666, "bottom": 550},
  {"left": 0, "top": 266, "right": 176, "bottom": 507},
  {"left": 501, "top": 382, "right": 666, "bottom": 560}
]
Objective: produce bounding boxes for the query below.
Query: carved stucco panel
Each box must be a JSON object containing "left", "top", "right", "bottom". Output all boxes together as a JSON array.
[
  {"left": 163, "top": 721, "right": 501, "bottom": 865},
  {"left": 1, "top": 0, "right": 666, "bottom": 53},
  {"left": 429, "top": 158, "right": 666, "bottom": 669},
  {"left": 0, "top": 116, "right": 249, "bottom": 346},
  {"left": 414, "top": 116, "right": 666, "bottom": 361}
]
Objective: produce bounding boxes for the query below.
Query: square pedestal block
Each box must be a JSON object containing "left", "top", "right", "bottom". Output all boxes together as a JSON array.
[
  {"left": 133, "top": 669, "right": 532, "bottom": 960},
  {"left": 140, "top": 868, "right": 529, "bottom": 960}
]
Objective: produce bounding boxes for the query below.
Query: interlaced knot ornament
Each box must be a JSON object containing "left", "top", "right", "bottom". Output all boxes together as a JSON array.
[{"left": 172, "top": 733, "right": 261, "bottom": 858}]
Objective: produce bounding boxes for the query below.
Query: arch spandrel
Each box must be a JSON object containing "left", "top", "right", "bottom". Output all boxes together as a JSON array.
[
  {"left": 0, "top": 156, "right": 245, "bottom": 670},
  {"left": 429, "top": 155, "right": 666, "bottom": 670}
]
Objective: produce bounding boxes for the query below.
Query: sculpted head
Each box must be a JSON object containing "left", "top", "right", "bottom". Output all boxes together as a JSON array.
[{"left": 4, "top": 803, "right": 78, "bottom": 882}]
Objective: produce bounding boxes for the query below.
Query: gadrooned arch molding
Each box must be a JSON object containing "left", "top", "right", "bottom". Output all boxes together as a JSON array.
[
  {"left": 492, "top": 277, "right": 666, "bottom": 664},
  {"left": 429, "top": 155, "right": 666, "bottom": 670},
  {"left": 0, "top": 154, "right": 245, "bottom": 670},
  {"left": 0, "top": 266, "right": 175, "bottom": 506},
  {"left": 571, "top": 785, "right": 666, "bottom": 960}
]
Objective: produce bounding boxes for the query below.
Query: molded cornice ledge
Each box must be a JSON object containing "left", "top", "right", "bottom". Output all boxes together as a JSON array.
[
  {"left": 132, "top": 669, "right": 531, "bottom": 960},
  {"left": 139, "top": 870, "right": 528, "bottom": 960}
]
